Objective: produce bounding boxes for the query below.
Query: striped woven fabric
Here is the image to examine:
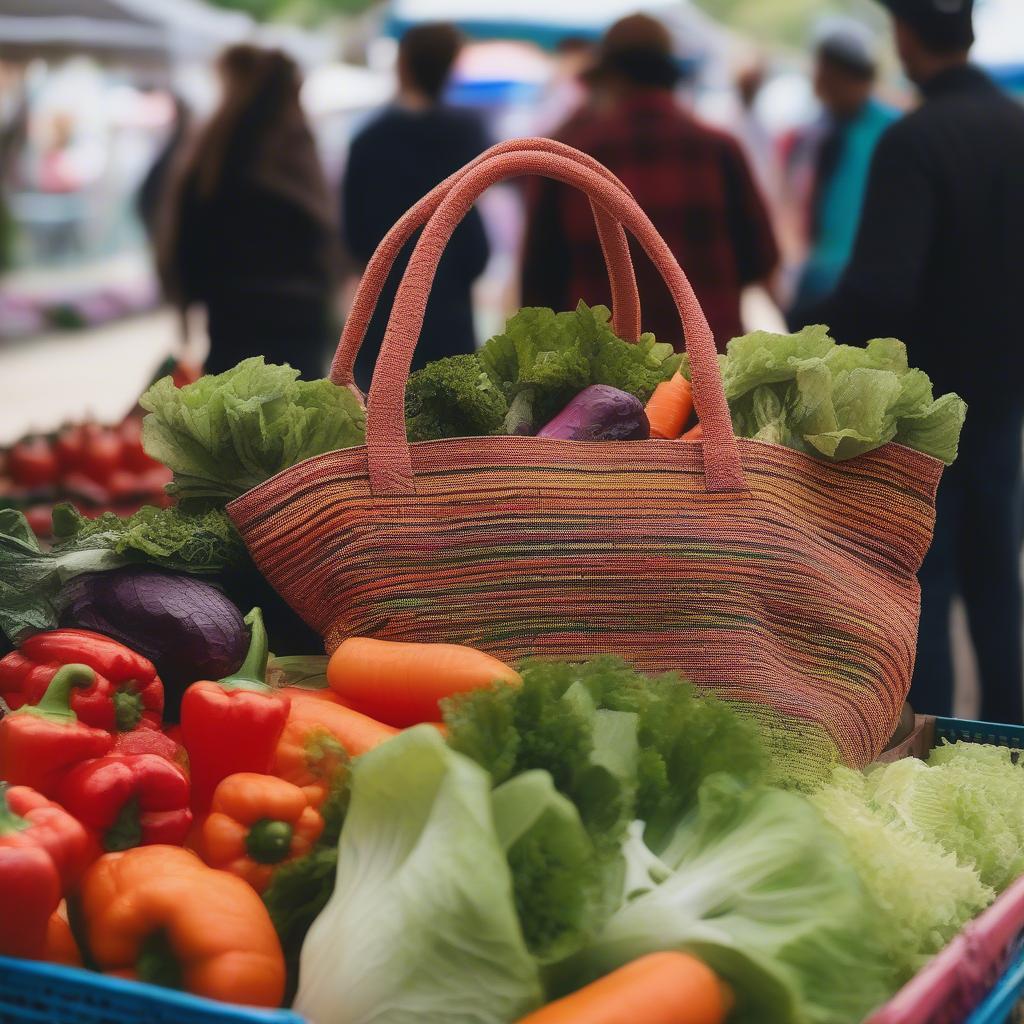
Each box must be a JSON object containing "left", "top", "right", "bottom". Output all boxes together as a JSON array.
[
  {"left": 228, "top": 434, "right": 940, "bottom": 773},
  {"left": 228, "top": 140, "right": 943, "bottom": 779}
]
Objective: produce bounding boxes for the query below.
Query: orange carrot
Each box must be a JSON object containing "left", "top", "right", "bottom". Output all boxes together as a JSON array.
[
  {"left": 679, "top": 421, "right": 703, "bottom": 441},
  {"left": 273, "top": 698, "right": 398, "bottom": 805},
  {"left": 327, "top": 637, "right": 521, "bottom": 728},
  {"left": 277, "top": 685, "right": 342, "bottom": 705},
  {"left": 645, "top": 373, "right": 693, "bottom": 439},
  {"left": 514, "top": 952, "right": 730, "bottom": 1024}
]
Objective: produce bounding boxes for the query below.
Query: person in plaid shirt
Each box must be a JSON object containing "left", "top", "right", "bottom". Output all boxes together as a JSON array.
[{"left": 522, "top": 14, "right": 780, "bottom": 351}]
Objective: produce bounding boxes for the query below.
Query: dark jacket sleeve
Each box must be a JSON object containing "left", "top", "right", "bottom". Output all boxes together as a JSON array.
[
  {"left": 790, "top": 122, "right": 934, "bottom": 341},
  {"left": 168, "top": 174, "right": 208, "bottom": 305},
  {"left": 721, "top": 137, "right": 780, "bottom": 286},
  {"left": 520, "top": 176, "right": 572, "bottom": 309}
]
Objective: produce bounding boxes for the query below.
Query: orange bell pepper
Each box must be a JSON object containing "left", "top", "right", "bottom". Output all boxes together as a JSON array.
[
  {"left": 199, "top": 773, "right": 323, "bottom": 893},
  {"left": 272, "top": 697, "right": 396, "bottom": 805},
  {"left": 45, "top": 903, "right": 82, "bottom": 967},
  {"left": 76, "top": 844, "right": 285, "bottom": 1007}
]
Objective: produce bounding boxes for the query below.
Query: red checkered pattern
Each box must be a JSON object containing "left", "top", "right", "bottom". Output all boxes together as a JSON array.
[{"left": 522, "top": 91, "right": 779, "bottom": 351}]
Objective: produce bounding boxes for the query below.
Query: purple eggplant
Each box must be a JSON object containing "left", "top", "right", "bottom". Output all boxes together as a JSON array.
[
  {"left": 59, "top": 567, "right": 248, "bottom": 720},
  {"left": 536, "top": 385, "right": 650, "bottom": 441}
]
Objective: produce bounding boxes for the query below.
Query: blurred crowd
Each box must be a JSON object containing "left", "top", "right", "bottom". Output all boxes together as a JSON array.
[{"left": 4, "top": 0, "right": 1024, "bottom": 722}]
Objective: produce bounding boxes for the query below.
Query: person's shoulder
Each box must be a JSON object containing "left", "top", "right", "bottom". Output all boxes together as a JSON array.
[{"left": 350, "top": 106, "right": 404, "bottom": 147}]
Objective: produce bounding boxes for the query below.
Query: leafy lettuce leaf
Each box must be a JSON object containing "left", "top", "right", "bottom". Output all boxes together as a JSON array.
[
  {"left": 811, "top": 766, "right": 993, "bottom": 982},
  {"left": 295, "top": 726, "right": 542, "bottom": 1024},
  {"left": 140, "top": 357, "right": 366, "bottom": 507},
  {"left": 700, "top": 326, "right": 967, "bottom": 464},
  {"left": 559, "top": 775, "right": 897, "bottom": 1024},
  {"left": 492, "top": 770, "right": 618, "bottom": 965}
]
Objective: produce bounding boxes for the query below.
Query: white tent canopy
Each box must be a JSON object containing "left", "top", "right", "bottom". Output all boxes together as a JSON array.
[{"left": 0, "top": 0, "right": 327, "bottom": 66}]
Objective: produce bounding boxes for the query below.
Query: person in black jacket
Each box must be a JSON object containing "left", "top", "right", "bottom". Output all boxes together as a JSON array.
[
  {"left": 791, "top": 0, "right": 1024, "bottom": 722},
  {"left": 342, "top": 23, "right": 490, "bottom": 388},
  {"left": 159, "top": 46, "right": 337, "bottom": 379}
]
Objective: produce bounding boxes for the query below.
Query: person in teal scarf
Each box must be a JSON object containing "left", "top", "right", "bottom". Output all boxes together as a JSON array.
[{"left": 791, "top": 21, "right": 897, "bottom": 309}]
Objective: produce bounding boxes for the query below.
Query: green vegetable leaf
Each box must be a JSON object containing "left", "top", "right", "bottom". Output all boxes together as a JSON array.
[
  {"left": 0, "top": 509, "right": 125, "bottom": 642},
  {"left": 811, "top": 766, "right": 993, "bottom": 982},
  {"left": 477, "top": 303, "right": 681, "bottom": 436},
  {"left": 866, "top": 748, "right": 1024, "bottom": 891},
  {"left": 561, "top": 775, "right": 897, "bottom": 1024},
  {"left": 295, "top": 726, "right": 542, "bottom": 1024},
  {"left": 51, "top": 503, "right": 246, "bottom": 573},
  {"left": 720, "top": 327, "right": 966, "bottom": 464},
  {"left": 492, "top": 770, "right": 618, "bottom": 965},
  {"left": 405, "top": 353, "right": 508, "bottom": 442},
  {"left": 140, "top": 358, "right": 366, "bottom": 507}
]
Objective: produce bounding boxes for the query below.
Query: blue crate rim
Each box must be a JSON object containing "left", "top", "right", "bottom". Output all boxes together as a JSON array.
[{"left": 0, "top": 955, "right": 304, "bottom": 1024}]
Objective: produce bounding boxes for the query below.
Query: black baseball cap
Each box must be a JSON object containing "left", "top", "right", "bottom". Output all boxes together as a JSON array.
[{"left": 876, "top": 0, "right": 974, "bottom": 52}]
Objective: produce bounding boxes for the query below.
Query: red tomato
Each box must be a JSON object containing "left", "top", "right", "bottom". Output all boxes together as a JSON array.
[
  {"left": 106, "top": 469, "right": 145, "bottom": 502},
  {"left": 24, "top": 504, "right": 53, "bottom": 537},
  {"left": 119, "top": 417, "right": 157, "bottom": 473},
  {"left": 60, "top": 472, "right": 111, "bottom": 507},
  {"left": 79, "top": 426, "right": 124, "bottom": 484},
  {"left": 54, "top": 425, "right": 86, "bottom": 475},
  {"left": 7, "top": 437, "right": 59, "bottom": 488}
]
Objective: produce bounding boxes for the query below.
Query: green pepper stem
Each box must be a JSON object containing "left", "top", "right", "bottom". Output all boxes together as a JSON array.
[
  {"left": 0, "top": 783, "right": 29, "bottom": 836},
  {"left": 219, "top": 608, "right": 271, "bottom": 692},
  {"left": 246, "top": 818, "right": 294, "bottom": 864},
  {"left": 17, "top": 664, "right": 94, "bottom": 723}
]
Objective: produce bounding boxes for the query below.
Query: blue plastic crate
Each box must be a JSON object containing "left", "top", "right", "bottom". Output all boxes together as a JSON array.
[{"left": 0, "top": 956, "right": 306, "bottom": 1024}]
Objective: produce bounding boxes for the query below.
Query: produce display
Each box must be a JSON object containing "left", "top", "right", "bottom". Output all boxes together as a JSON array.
[{"left": 0, "top": 305, "right": 1001, "bottom": 1024}]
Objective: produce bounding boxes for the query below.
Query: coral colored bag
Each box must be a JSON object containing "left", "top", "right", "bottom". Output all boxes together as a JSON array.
[{"left": 227, "top": 139, "right": 942, "bottom": 774}]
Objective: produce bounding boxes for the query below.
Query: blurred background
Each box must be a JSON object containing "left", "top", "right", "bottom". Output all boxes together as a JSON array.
[
  {"left": 1, "top": 0, "right": 1019, "bottom": 442},
  {"left": 1, "top": 0, "right": 1022, "bottom": 712}
]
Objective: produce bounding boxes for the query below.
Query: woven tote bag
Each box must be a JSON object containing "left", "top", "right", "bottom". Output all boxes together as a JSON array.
[{"left": 228, "top": 139, "right": 943, "bottom": 774}]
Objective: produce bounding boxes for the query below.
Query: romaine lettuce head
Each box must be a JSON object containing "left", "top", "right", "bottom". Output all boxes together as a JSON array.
[
  {"left": 559, "top": 775, "right": 896, "bottom": 1024},
  {"left": 295, "top": 726, "right": 542, "bottom": 1024}
]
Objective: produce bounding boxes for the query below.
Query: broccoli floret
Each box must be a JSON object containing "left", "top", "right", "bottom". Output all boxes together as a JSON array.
[{"left": 405, "top": 354, "right": 508, "bottom": 442}]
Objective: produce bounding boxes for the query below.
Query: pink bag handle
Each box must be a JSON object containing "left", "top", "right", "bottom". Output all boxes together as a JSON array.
[
  {"left": 366, "top": 147, "right": 747, "bottom": 495},
  {"left": 329, "top": 136, "right": 642, "bottom": 394}
]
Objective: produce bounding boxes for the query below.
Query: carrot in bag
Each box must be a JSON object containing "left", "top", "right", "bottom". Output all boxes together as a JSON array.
[
  {"left": 327, "top": 638, "right": 521, "bottom": 728},
  {"left": 645, "top": 373, "right": 693, "bottom": 439},
  {"left": 515, "top": 952, "right": 730, "bottom": 1024},
  {"left": 680, "top": 421, "right": 703, "bottom": 440}
]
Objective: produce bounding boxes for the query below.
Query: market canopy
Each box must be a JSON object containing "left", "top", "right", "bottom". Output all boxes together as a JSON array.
[
  {"left": 387, "top": 0, "right": 712, "bottom": 50},
  {"left": 0, "top": 0, "right": 253, "bottom": 64}
]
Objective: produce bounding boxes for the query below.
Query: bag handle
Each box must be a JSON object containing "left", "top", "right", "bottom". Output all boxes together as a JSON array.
[
  {"left": 366, "top": 147, "right": 747, "bottom": 496},
  {"left": 329, "top": 136, "right": 642, "bottom": 395}
]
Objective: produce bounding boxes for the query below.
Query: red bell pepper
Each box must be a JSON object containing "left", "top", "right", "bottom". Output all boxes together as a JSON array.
[
  {"left": 0, "top": 783, "right": 97, "bottom": 959},
  {"left": 181, "top": 608, "right": 289, "bottom": 816},
  {"left": 0, "top": 664, "right": 113, "bottom": 797},
  {"left": 57, "top": 753, "right": 192, "bottom": 851},
  {"left": 0, "top": 628, "right": 163, "bottom": 732}
]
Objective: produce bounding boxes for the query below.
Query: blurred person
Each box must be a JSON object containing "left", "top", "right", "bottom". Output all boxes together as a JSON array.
[
  {"left": 731, "top": 58, "right": 783, "bottom": 211},
  {"left": 793, "top": 0, "right": 1024, "bottom": 722},
  {"left": 788, "top": 20, "right": 896, "bottom": 310},
  {"left": 532, "top": 36, "right": 597, "bottom": 138},
  {"left": 521, "top": 14, "right": 779, "bottom": 351},
  {"left": 159, "top": 45, "right": 336, "bottom": 379},
  {"left": 137, "top": 92, "right": 192, "bottom": 241},
  {"left": 342, "top": 23, "right": 490, "bottom": 386}
]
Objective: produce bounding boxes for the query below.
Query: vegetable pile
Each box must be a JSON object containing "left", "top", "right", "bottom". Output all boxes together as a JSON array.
[{"left": 0, "top": 300, "right": 992, "bottom": 1024}]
